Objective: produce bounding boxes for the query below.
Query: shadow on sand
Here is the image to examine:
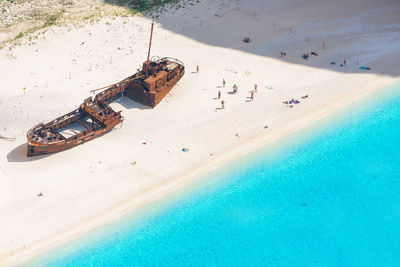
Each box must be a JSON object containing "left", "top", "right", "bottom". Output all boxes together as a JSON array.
[
  {"left": 7, "top": 143, "right": 51, "bottom": 162},
  {"left": 104, "top": 0, "right": 400, "bottom": 77},
  {"left": 111, "top": 96, "right": 153, "bottom": 110}
]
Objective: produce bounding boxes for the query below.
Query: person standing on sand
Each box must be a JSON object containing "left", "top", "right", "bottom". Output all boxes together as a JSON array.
[
  {"left": 281, "top": 50, "right": 283, "bottom": 57},
  {"left": 218, "top": 91, "right": 221, "bottom": 99},
  {"left": 221, "top": 100, "right": 225, "bottom": 109},
  {"left": 233, "top": 84, "right": 238, "bottom": 94},
  {"left": 254, "top": 84, "right": 257, "bottom": 93},
  {"left": 322, "top": 41, "right": 326, "bottom": 49},
  {"left": 223, "top": 78, "right": 226, "bottom": 87},
  {"left": 196, "top": 65, "right": 199, "bottom": 73},
  {"left": 343, "top": 59, "right": 346, "bottom": 65},
  {"left": 250, "top": 91, "right": 254, "bottom": 101}
]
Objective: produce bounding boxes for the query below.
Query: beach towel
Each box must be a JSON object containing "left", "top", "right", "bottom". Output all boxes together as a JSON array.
[{"left": 359, "top": 66, "right": 371, "bottom": 70}]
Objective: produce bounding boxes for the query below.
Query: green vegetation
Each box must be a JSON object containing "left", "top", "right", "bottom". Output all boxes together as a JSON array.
[
  {"left": 131, "top": 0, "right": 179, "bottom": 11},
  {"left": 109, "top": 0, "right": 180, "bottom": 13},
  {"left": 15, "top": 31, "right": 23, "bottom": 39},
  {"left": 0, "top": 0, "right": 185, "bottom": 50},
  {"left": 44, "top": 12, "right": 62, "bottom": 27}
]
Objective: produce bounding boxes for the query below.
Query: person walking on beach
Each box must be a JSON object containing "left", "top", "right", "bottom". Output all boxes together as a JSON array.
[
  {"left": 222, "top": 78, "right": 226, "bottom": 87},
  {"left": 218, "top": 91, "right": 221, "bottom": 99},
  {"left": 196, "top": 65, "right": 199, "bottom": 73},
  {"left": 233, "top": 84, "right": 238, "bottom": 94},
  {"left": 343, "top": 59, "right": 346, "bottom": 66},
  {"left": 250, "top": 91, "right": 254, "bottom": 101},
  {"left": 254, "top": 84, "right": 258, "bottom": 93},
  {"left": 221, "top": 100, "right": 225, "bottom": 109},
  {"left": 280, "top": 50, "right": 283, "bottom": 57}
]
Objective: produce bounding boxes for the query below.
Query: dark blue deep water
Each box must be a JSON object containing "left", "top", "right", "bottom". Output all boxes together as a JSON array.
[{"left": 29, "top": 82, "right": 400, "bottom": 267}]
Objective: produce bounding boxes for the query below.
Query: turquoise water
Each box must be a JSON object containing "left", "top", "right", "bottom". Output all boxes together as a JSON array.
[{"left": 29, "top": 83, "right": 400, "bottom": 267}]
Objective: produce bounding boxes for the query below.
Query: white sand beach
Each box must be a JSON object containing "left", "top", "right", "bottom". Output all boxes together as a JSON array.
[{"left": 0, "top": 0, "right": 399, "bottom": 264}]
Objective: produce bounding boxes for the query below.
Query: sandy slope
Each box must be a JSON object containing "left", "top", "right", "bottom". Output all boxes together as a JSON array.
[{"left": 0, "top": 0, "right": 399, "bottom": 264}]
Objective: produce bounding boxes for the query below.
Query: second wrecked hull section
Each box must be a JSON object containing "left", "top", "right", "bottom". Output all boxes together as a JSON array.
[{"left": 27, "top": 119, "right": 121, "bottom": 157}]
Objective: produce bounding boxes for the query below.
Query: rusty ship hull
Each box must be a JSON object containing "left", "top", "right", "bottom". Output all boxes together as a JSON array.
[
  {"left": 27, "top": 117, "right": 121, "bottom": 157},
  {"left": 27, "top": 57, "right": 184, "bottom": 157},
  {"left": 27, "top": 86, "right": 126, "bottom": 157},
  {"left": 26, "top": 19, "right": 185, "bottom": 157},
  {"left": 124, "top": 60, "right": 185, "bottom": 107}
]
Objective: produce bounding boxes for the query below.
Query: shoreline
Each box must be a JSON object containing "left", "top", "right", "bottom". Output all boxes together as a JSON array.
[
  {"left": 4, "top": 77, "right": 397, "bottom": 266},
  {"left": 1, "top": 0, "right": 399, "bottom": 265}
]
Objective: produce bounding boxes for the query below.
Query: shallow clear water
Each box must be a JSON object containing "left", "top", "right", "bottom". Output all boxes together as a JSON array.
[{"left": 29, "top": 82, "right": 400, "bottom": 267}]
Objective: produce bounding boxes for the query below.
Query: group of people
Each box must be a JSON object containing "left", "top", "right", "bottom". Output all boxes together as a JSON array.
[
  {"left": 195, "top": 66, "right": 262, "bottom": 110},
  {"left": 217, "top": 81, "right": 259, "bottom": 109},
  {"left": 249, "top": 84, "right": 257, "bottom": 101},
  {"left": 302, "top": 52, "right": 318, "bottom": 60},
  {"left": 283, "top": 98, "right": 301, "bottom": 108},
  {"left": 293, "top": 42, "right": 354, "bottom": 69},
  {"left": 330, "top": 59, "right": 348, "bottom": 67},
  {"left": 281, "top": 40, "right": 327, "bottom": 58}
]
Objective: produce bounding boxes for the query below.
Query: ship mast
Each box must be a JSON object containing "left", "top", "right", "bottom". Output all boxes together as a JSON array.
[
  {"left": 144, "top": 18, "right": 155, "bottom": 78},
  {"left": 147, "top": 17, "right": 154, "bottom": 62}
]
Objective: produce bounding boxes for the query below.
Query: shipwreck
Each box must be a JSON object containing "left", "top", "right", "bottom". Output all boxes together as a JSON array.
[{"left": 26, "top": 20, "right": 185, "bottom": 157}]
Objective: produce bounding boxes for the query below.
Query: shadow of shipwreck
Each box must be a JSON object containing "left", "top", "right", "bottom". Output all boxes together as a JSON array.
[
  {"left": 112, "top": 96, "right": 153, "bottom": 110},
  {"left": 7, "top": 143, "right": 51, "bottom": 162}
]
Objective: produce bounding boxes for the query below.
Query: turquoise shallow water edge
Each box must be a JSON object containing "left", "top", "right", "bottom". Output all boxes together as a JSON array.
[{"left": 27, "top": 82, "right": 400, "bottom": 267}]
